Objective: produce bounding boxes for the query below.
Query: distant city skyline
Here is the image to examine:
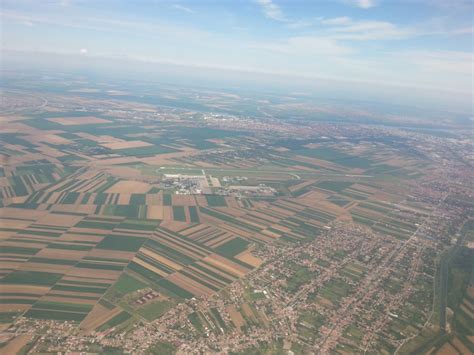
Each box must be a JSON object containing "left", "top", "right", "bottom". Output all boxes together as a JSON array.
[{"left": 2, "top": 0, "right": 473, "bottom": 113}]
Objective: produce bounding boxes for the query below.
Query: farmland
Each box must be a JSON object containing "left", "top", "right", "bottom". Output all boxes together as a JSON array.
[{"left": 0, "top": 76, "right": 472, "bottom": 354}]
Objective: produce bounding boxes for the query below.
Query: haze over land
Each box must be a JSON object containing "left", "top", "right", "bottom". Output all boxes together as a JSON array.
[{"left": 2, "top": 0, "right": 473, "bottom": 113}]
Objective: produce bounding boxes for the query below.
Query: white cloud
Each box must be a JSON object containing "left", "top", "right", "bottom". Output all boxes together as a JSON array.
[
  {"left": 448, "top": 26, "right": 473, "bottom": 35},
  {"left": 321, "top": 17, "right": 352, "bottom": 26},
  {"left": 345, "top": 0, "right": 377, "bottom": 9},
  {"left": 320, "top": 17, "right": 414, "bottom": 40},
  {"left": 255, "top": 0, "right": 286, "bottom": 21},
  {"left": 0, "top": 10, "right": 210, "bottom": 40},
  {"left": 2, "top": 12, "right": 35, "bottom": 27},
  {"left": 257, "top": 35, "right": 353, "bottom": 57},
  {"left": 402, "top": 50, "right": 473, "bottom": 75},
  {"left": 79, "top": 48, "right": 88, "bottom": 54},
  {"left": 286, "top": 19, "right": 318, "bottom": 29},
  {"left": 331, "top": 20, "right": 413, "bottom": 40},
  {"left": 172, "top": 4, "right": 194, "bottom": 14},
  {"left": 20, "top": 19, "right": 34, "bottom": 27},
  {"left": 321, "top": 16, "right": 473, "bottom": 41}
]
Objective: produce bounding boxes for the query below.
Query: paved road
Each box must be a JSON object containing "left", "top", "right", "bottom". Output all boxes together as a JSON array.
[
  {"left": 156, "top": 166, "right": 373, "bottom": 179},
  {"left": 439, "top": 255, "right": 449, "bottom": 332}
]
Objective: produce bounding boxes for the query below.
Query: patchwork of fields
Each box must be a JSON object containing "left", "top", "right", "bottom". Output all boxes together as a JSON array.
[{"left": 0, "top": 93, "right": 436, "bottom": 342}]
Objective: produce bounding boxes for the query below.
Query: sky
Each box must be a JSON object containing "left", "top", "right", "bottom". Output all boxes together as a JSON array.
[{"left": 1, "top": 0, "right": 473, "bottom": 113}]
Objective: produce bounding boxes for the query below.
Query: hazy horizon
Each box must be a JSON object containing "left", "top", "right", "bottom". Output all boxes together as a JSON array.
[{"left": 2, "top": 0, "right": 473, "bottom": 114}]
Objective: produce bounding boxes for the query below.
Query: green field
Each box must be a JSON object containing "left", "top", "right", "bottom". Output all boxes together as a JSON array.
[
  {"left": 173, "top": 206, "right": 186, "bottom": 221},
  {"left": 1, "top": 271, "right": 62, "bottom": 286},
  {"left": 215, "top": 237, "right": 249, "bottom": 257},
  {"left": 295, "top": 147, "right": 373, "bottom": 169},
  {"left": 137, "top": 299, "right": 174, "bottom": 321},
  {"left": 24, "top": 309, "right": 88, "bottom": 322},
  {"left": 157, "top": 279, "right": 194, "bottom": 299},
  {"left": 32, "top": 301, "right": 93, "bottom": 313},
  {"left": 316, "top": 181, "right": 353, "bottom": 192},
  {"left": 189, "top": 206, "right": 200, "bottom": 223},
  {"left": 163, "top": 194, "right": 172, "bottom": 206},
  {"left": 98, "top": 311, "right": 132, "bottom": 331},
  {"left": 96, "top": 235, "right": 147, "bottom": 251},
  {"left": 205, "top": 195, "right": 227, "bottom": 207},
  {"left": 146, "top": 341, "right": 176, "bottom": 355},
  {"left": 109, "top": 273, "right": 147, "bottom": 295}
]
